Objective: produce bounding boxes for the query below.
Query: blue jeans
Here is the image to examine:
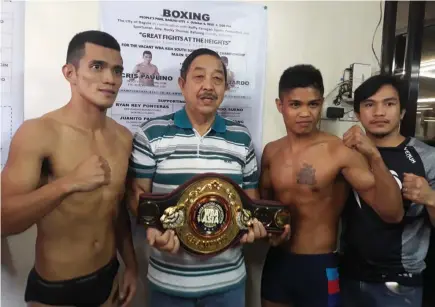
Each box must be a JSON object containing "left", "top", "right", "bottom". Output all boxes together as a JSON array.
[
  {"left": 147, "top": 282, "right": 245, "bottom": 307},
  {"left": 340, "top": 278, "right": 422, "bottom": 307}
]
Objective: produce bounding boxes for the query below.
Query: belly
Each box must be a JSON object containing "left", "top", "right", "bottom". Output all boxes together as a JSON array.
[
  {"left": 277, "top": 190, "right": 346, "bottom": 254},
  {"left": 288, "top": 207, "right": 341, "bottom": 254},
  {"left": 35, "top": 220, "right": 117, "bottom": 281},
  {"left": 34, "top": 193, "right": 120, "bottom": 280}
]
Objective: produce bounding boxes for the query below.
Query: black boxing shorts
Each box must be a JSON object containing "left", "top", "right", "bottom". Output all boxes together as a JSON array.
[
  {"left": 261, "top": 246, "right": 342, "bottom": 307},
  {"left": 24, "top": 257, "right": 119, "bottom": 306}
]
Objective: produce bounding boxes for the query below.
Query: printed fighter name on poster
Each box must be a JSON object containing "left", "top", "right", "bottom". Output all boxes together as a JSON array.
[
  {"left": 100, "top": 1, "right": 267, "bottom": 160},
  {"left": 113, "top": 99, "right": 181, "bottom": 115},
  {"left": 111, "top": 115, "right": 147, "bottom": 132},
  {"left": 112, "top": 100, "right": 185, "bottom": 131},
  {"left": 218, "top": 106, "right": 252, "bottom": 127}
]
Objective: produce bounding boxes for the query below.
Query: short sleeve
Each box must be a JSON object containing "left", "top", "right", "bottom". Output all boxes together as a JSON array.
[
  {"left": 129, "top": 127, "right": 156, "bottom": 179},
  {"left": 413, "top": 139, "right": 435, "bottom": 190}
]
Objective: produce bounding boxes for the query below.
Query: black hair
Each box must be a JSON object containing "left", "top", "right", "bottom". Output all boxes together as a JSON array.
[
  {"left": 353, "top": 74, "right": 406, "bottom": 113},
  {"left": 66, "top": 30, "right": 120, "bottom": 66},
  {"left": 278, "top": 64, "right": 324, "bottom": 99},
  {"left": 143, "top": 50, "right": 152, "bottom": 57},
  {"left": 180, "top": 48, "right": 227, "bottom": 82}
]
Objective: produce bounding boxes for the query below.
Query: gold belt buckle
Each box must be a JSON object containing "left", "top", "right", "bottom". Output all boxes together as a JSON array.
[
  {"left": 160, "top": 178, "right": 251, "bottom": 255},
  {"left": 138, "top": 174, "right": 290, "bottom": 256}
]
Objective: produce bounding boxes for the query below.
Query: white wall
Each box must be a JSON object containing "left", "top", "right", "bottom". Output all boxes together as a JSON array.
[{"left": 2, "top": 1, "right": 382, "bottom": 307}]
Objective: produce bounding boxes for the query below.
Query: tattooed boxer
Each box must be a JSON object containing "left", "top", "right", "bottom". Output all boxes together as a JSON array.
[{"left": 259, "top": 65, "right": 402, "bottom": 307}]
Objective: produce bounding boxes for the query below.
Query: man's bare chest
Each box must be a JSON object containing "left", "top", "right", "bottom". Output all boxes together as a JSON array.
[
  {"left": 138, "top": 65, "right": 156, "bottom": 75},
  {"left": 47, "top": 135, "right": 130, "bottom": 190},
  {"left": 269, "top": 154, "right": 341, "bottom": 196}
]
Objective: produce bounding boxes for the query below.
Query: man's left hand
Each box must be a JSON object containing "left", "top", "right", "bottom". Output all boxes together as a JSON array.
[
  {"left": 240, "top": 218, "right": 268, "bottom": 243},
  {"left": 403, "top": 173, "right": 435, "bottom": 207},
  {"left": 343, "top": 125, "right": 380, "bottom": 160},
  {"left": 119, "top": 266, "right": 137, "bottom": 307}
]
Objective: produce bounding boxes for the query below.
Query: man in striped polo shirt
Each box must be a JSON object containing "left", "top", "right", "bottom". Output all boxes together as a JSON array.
[{"left": 128, "top": 48, "right": 285, "bottom": 306}]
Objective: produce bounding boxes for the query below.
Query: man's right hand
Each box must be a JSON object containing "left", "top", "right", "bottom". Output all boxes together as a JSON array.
[
  {"left": 343, "top": 125, "right": 380, "bottom": 160},
  {"left": 147, "top": 228, "right": 180, "bottom": 254},
  {"left": 64, "top": 155, "right": 111, "bottom": 193},
  {"left": 268, "top": 224, "right": 291, "bottom": 246}
]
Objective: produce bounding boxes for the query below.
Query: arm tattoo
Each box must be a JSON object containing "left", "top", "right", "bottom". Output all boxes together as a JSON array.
[{"left": 297, "top": 163, "right": 317, "bottom": 185}]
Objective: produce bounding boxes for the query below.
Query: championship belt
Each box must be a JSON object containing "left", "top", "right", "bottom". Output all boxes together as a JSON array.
[{"left": 137, "top": 173, "right": 290, "bottom": 256}]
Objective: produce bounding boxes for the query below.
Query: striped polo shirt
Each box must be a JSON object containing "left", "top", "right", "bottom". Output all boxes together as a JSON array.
[{"left": 129, "top": 106, "right": 259, "bottom": 297}]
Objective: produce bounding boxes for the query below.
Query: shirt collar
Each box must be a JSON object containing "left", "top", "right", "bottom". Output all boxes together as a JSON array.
[{"left": 174, "top": 107, "right": 226, "bottom": 133}]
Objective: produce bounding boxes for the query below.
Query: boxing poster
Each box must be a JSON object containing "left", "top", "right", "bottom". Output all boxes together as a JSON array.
[
  {"left": 0, "top": 0, "right": 25, "bottom": 170},
  {"left": 100, "top": 1, "right": 268, "bottom": 159}
]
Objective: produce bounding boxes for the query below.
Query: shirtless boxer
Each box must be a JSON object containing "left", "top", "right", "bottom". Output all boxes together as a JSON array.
[
  {"left": 260, "top": 65, "right": 403, "bottom": 307},
  {"left": 1, "top": 30, "right": 138, "bottom": 306},
  {"left": 131, "top": 50, "right": 159, "bottom": 86}
]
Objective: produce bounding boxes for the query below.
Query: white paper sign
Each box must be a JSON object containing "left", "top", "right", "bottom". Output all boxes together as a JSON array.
[
  {"left": 1, "top": 0, "right": 25, "bottom": 169},
  {"left": 100, "top": 1, "right": 267, "bottom": 159}
]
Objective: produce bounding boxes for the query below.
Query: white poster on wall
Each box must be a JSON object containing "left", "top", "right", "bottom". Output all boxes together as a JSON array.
[
  {"left": 100, "top": 1, "right": 268, "bottom": 159},
  {"left": 1, "top": 2, "right": 25, "bottom": 305},
  {"left": 0, "top": 0, "right": 25, "bottom": 170}
]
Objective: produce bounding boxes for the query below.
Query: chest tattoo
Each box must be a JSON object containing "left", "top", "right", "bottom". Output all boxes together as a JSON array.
[{"left": 296, "top": 163, "right": 317, "bottom": 185}]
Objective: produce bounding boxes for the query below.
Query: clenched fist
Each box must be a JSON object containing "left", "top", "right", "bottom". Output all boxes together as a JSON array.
[
  {"left": 403, "top": 173, "right": 435, "bottom": 207},
  {"left": 66, "top": 155, "right": 111, "bottom": 193},
  {"left": 343, "top": 125, "right": 380, "bottom": 159}
]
